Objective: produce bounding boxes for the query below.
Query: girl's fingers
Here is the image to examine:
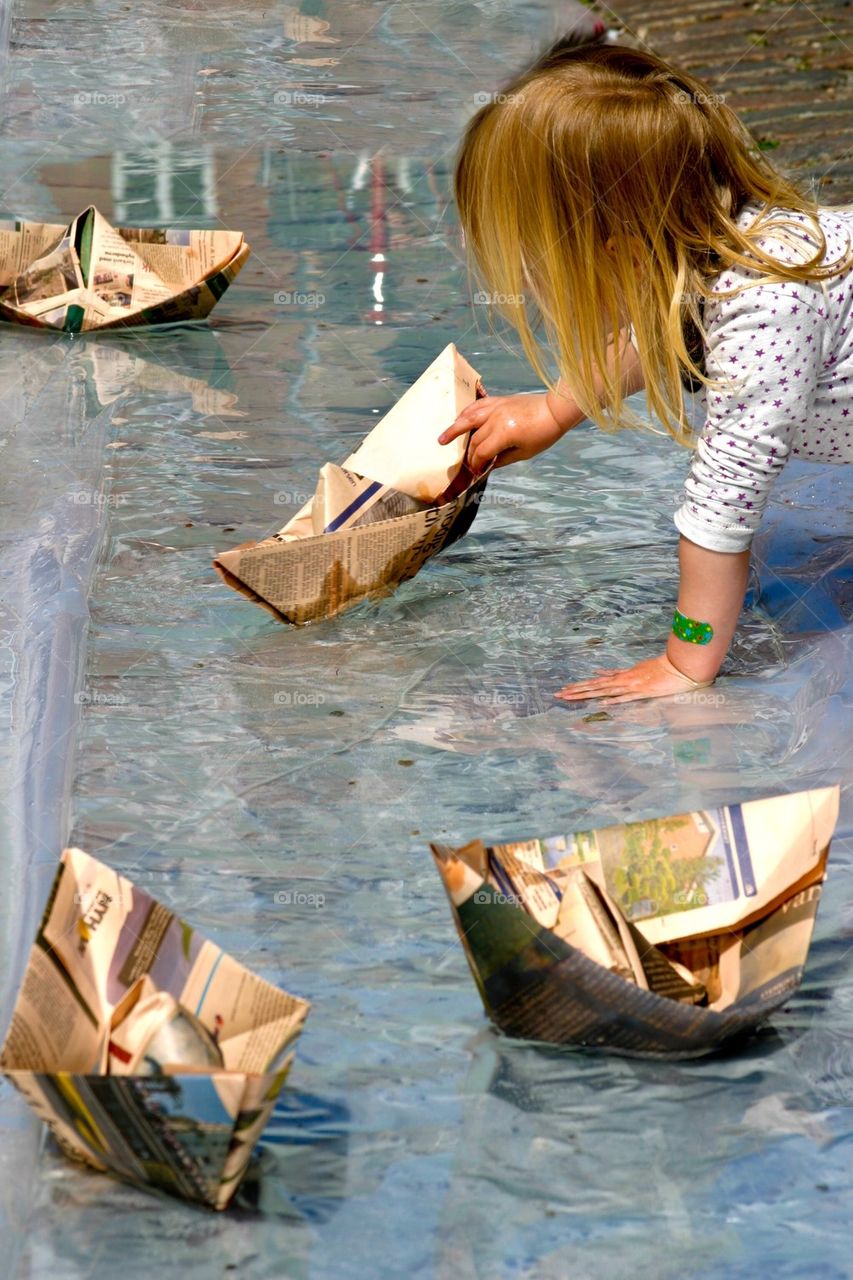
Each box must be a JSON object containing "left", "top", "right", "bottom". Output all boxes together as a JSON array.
[
  {"left": 468, "top": 427, "right": 505, "bottom": 471},
  {"left": 438, "top": 420, "right": 473, "bottom": 445},
  {"left": 458, "top": 395, "right": 493, "bottom": 416},
  {"left": 556, "top": 682, "right": 628, "bottom": 700},
  {"left": 473, "top": 421, "right": 523, "bottom": 469},
  {"left": 554, "top": 655, "right": 701, "bottom": 708},
  {"left": 558, "top": 673, "right": 621, "bottom": 690},
  {"left": 555, "top": 671, "right": 643, "bottom": 700},
  {"left": 438, "top": 399, "right": 494, "bottom": 443}
]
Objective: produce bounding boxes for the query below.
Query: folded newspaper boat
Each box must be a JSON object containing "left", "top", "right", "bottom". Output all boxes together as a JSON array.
[
  {"left": 0, "top": 206, "right": 248, "bottom": 330},
  {"left": 431, "top": 787, "right": 840, "bottom": 1058},
  {"left": 213, "top": 343, "right": 489, "bottom": 624},
  {"left": 0, "top": 848, "right": 310, "bottom": 1208}
]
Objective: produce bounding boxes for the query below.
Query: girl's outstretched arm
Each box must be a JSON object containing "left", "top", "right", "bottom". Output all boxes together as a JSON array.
[{"left": 554, "top": 537, "right": 751, "bottom": 704}]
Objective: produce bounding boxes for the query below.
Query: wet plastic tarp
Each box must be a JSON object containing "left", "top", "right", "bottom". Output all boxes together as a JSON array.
[{"left": 0, "top": 2, "right": 851, "bottom": 1277}]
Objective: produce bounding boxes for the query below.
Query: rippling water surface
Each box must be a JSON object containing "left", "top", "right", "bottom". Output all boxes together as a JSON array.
[{"left": 1, "top": 3, "right": 851, "bottom": 1277}]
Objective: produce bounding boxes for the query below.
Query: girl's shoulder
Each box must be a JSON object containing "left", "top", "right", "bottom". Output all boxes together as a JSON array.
[
  {"left": 710, "top": 202, "right": 852, "bottom": 290},
  {"left": 704, "top": 204, "right": 852, "bottom": 324}
]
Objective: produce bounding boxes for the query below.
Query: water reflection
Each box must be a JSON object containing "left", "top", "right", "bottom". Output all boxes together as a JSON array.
[
  {"left": 434, "top": 1025, "right": 853, "bottom": 1280},
  {"left": 238, "top": 1087, "right": 351, "bottom": 1224}
]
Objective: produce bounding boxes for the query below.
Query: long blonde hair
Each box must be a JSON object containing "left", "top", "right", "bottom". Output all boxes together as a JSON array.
[{"left": 455, "top": 42, "right": 851, "bottom": 442}]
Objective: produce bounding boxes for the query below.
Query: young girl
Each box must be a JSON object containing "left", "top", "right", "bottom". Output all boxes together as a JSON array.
[{"left": 438, "top": 41, "right": 853, "bottom": 704}]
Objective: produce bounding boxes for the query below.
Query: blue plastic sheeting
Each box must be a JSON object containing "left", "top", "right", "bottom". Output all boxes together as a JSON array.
[
  {"left": 0, "top": 334, "right": 115, "bottom": 1246},
  {"left": 0, "top": 3, "right": 851, "bottom": 1278}
]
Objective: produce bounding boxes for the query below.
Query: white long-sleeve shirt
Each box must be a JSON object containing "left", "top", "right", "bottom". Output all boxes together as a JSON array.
[{"left": 674, "top": 203, "right": 853, "bottom": 553}]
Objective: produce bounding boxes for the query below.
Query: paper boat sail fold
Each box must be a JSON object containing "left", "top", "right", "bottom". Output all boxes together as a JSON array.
[
  {"left": 430, "top": 788, "right": 840, "bottom": 1058},
  {"left": 213, "top": 343, "right": 489, "bottom": 624},
  {"left": 340, "top": 342, "right": 477, "bottom": 501},
  {"left": 0, "top": 206, "right": 248, "bottom": 331},
  {"left": 0, "top": 848, "right": 309, "bottom": 1208}
]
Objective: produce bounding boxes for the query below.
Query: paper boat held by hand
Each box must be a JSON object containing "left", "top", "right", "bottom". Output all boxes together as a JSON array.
[
  {"left": 431, "top": 787, "right": 840, "bottom": 1058},
  {"left": 0, "top": 206, "right": 249, "bottom": 331},
  {"left": 1, "top": 848, "right": 310, "bottom": 1209},
  {"left": 213, "top": 343, "right": 489, "bottom": 624}
]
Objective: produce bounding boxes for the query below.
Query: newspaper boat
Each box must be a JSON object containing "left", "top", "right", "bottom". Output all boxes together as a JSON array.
[
  {"left": 1, "top": 848, "right": 309, "bottom": 1208},
  {"left": 213, "top": 343, "right": 489, "bottom": 624},
  {"left": 431, "top": 788, "right": 839, "bottom": 1058},
  {"left": 0, "top": 206, "right": 248, "bottom": 330}
]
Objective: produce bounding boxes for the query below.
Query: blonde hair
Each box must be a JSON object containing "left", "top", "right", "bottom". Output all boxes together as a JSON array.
[{"left": 455, "top": 42, "right": 851, "bottom": 443}]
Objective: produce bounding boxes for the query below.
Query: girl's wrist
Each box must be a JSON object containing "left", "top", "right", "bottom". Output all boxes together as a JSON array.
[
  {"left": 665, "top": 635, "right": 721, "bottom": 686},
  {"left": 544, "top": 386, "right": 584, "bottom": 435},
  {"left": 663, "top": 650, "right": 717, "bottom": 690}
]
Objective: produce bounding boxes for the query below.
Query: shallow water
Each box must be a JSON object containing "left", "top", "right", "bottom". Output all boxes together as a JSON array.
[{"left": 1, "top": 2, "right": 852, "bottom": 1277}]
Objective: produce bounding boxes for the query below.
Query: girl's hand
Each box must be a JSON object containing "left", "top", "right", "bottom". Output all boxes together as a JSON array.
[
  {"left": 554, "top": 653, "right": 715, "bottom": 705},
  {"left": 438, "top": 393, "right": 569, "bottom": 472},
  {"left": 556, "top": 543, "right": 749, "bottom": 707}
]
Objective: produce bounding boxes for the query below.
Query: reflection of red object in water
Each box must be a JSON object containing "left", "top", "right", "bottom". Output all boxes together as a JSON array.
[
  {"left": 367, "top": 153, "right": 388, "bottom": 326},
  {"left": 369, "top": 154, "right": 387, "bottom": 258},
  {"left": 324, "top": 150, "right": 395, "bottom": 325}
]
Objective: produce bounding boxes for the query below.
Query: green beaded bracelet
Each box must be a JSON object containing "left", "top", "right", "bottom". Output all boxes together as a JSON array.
[{"left": 672, "top": 608, "right": 714, "bottom": 646}]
